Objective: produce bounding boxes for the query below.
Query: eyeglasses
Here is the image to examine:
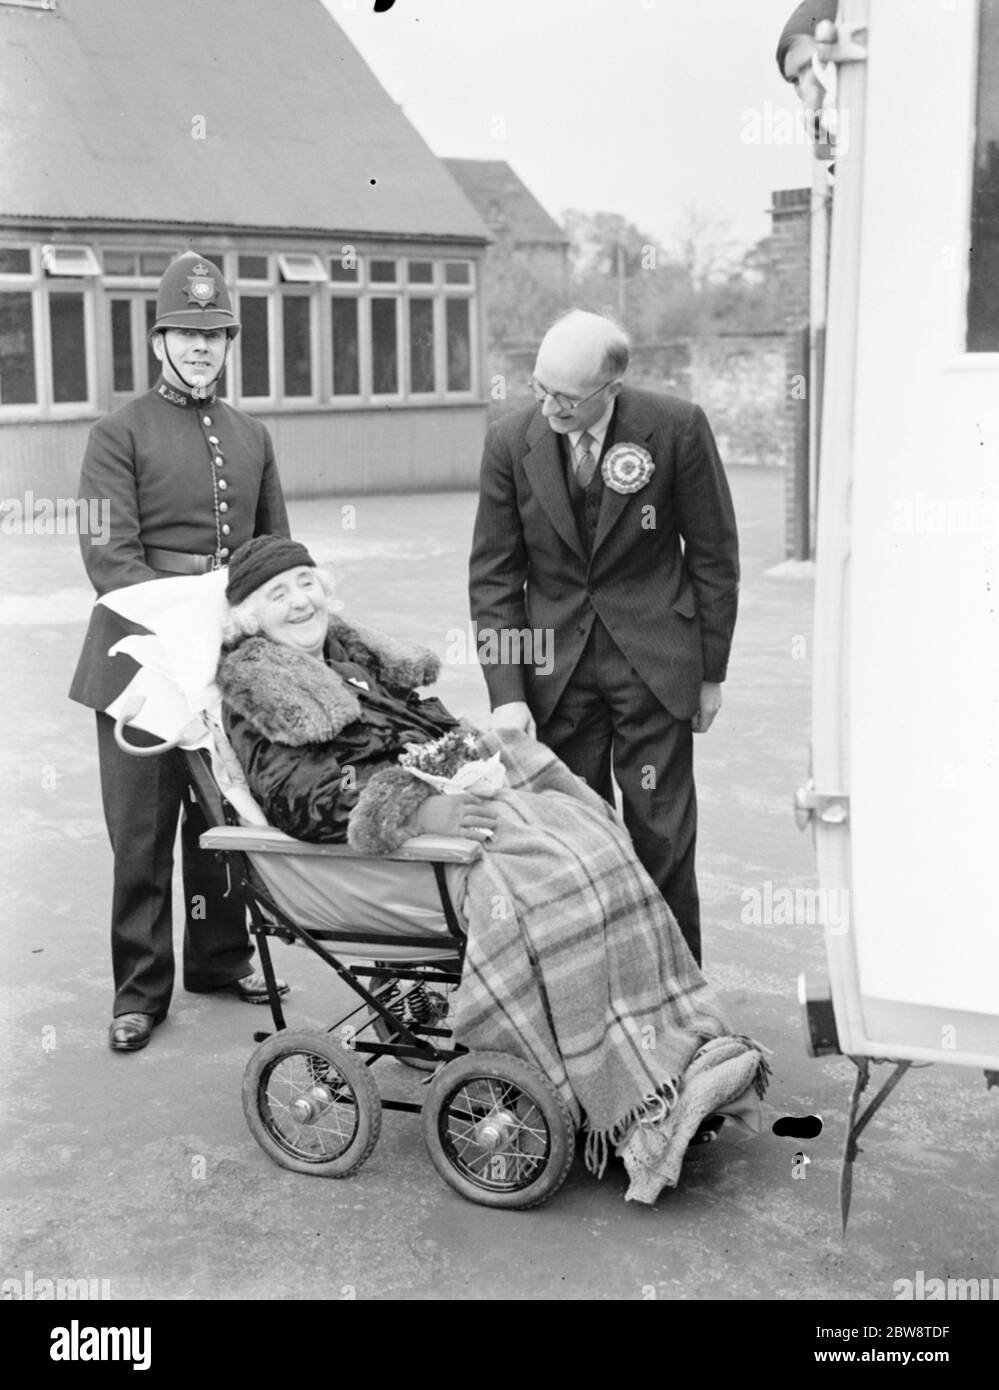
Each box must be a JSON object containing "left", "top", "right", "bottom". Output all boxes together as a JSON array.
[{"left": 528, "top": 376, "right": 616, "bottom": 413}]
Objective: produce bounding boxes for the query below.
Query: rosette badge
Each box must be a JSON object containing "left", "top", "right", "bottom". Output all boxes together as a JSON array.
[{"left": 602, "top": 442, "right": 655, "bottom": 494}]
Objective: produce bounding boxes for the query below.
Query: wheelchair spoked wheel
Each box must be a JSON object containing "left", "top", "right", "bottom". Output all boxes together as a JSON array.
[
  {"left": 369, "top": 963, "right": 457, "bottom": 1073},
  {"left": 243, "top": 1030, "right": 381, "bottom": 1178},
  {"left": 422, "top": 1052, "right": 575, "bottom": 1209}
]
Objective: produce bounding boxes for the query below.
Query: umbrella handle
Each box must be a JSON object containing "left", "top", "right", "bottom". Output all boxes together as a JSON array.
[{"left": 113, "top": 695, "right": 186, "bottom": 756}]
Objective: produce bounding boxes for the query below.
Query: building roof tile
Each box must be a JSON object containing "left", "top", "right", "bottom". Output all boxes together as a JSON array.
[
  {"left": 442, "top": 159, "right": 567, "bottom": 247},
  {"left": 0, "top": 0, "right": 489, "bottom": 241}
]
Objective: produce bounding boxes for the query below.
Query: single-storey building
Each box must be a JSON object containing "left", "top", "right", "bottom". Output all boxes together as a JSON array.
[
  {"left": 442, "top": 158, "right": 570, "bottom": 296},
  {"left": 0, "top": 0, "right": 491, "bottom": 498}
]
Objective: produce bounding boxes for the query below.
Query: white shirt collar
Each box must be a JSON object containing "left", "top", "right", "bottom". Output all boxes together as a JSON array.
[{"left": 569, "top": 398, "right": 616, "bottom": 454}]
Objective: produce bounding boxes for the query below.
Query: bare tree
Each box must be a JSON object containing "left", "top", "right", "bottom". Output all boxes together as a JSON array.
[{"left": 671, "top": 205, "right": 742, "bottom": 292}]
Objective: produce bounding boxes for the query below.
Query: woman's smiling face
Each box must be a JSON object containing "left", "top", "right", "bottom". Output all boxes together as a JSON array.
[{"left": 256, "top": 566, "right": 327, "bottom": 656}]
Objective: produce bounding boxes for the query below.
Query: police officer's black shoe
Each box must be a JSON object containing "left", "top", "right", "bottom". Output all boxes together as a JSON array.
[{"left": 109, "top": 1012, "right": 158, "bottom": 1052}]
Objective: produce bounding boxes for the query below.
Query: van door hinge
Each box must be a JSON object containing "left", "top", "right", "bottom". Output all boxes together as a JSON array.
[{"left": 794, "top": 779, "right": 850, "bottom": 829}]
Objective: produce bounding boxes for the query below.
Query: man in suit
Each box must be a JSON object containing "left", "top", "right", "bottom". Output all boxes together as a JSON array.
[
  {"left": 70, "top": 252, "right": 291, "bottom": 1052},
  {"left": 469, "top": 310, "right": 739, "bottom": 964}
]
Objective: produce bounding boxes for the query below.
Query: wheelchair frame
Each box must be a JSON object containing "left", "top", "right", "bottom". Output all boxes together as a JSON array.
[{"left": 182, "top": 746, "right": 577, "bottom": 1209}]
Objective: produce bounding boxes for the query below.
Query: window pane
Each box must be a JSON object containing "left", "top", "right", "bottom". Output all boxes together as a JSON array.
[
  {"left": 329, "top": 256, "right": 358, "bottom": 283},
  {"left": 331, "top": 297, "right": 359, "bottom": 395},
  {"left": 0, "top": 292, "right": 37, "bottom": 404},
  {"left": 282, "top": 297, "right": 312, "bottom": 396},
  {"left": 967, "top": 0, "right": 999, "bottom": 350},
  {"left": 0, "top": 248, "right": 31, "bottom": 275},
  {"left": 145, "top": 298, "right": 159, "bottom": 385},
  {"left": 446, "top": 298, "right": 471, "bottom": 391},
  {"left": 238, "top": 255, "right": 268, "bottom": 280},
  {"left": 110, "top": 300, "right": 133, "bottom": 392},
  {"left": 43, "top": 245, "right": 100, "bottom": 277},
  {"left": 49, "top": 292, "right": 88, "bottom": 402},
  {"left": 371, "top": 297, "right": 398, "bottom": 393},
  {"left": 198, "top": 250, "right": 225, "bottom": 273},
  {"left": 407, "top": 260, "right": 434, "bottom": 284},
  {"left": 139, "top": 252, "right": 171, "bottom": 276},
  {"left": 444, "top": 261, "right": 471, "bottom": 285},
  {"left": 278, "top": 254, "right": 326, "bottom": 283},
  {"left": 409, "top": 298, "right": 435, "bottom": 393},
  {"left": 239, "top": 295, "right": 270, "bottom": 396},
  {"left": 103, "top": 250, "right": 137, "bottom": 276},
  {"left": 370, "top": 259, "right": 397, "bottom": 283}
]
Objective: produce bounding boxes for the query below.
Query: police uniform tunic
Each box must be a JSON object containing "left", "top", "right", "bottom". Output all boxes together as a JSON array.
[
  {"left": 71, "top": 377, "right": 288, "bottom": 706},
  {"left": 70, "top": 376, "right": 291, "bottom": 1020}
]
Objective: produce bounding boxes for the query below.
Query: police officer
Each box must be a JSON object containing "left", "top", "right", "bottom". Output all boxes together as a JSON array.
[{"left": 70, "top": 252, "right": 291, "bottom": 1052}]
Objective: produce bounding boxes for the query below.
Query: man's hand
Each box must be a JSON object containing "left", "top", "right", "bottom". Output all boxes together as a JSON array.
[
  {"left": 691, "top": 681, "right": 723, "bottom": 734},
  {"left": 414, "top": 793, "right": 500, "bottom": 841},
  {"left": 490, "top": 701, "right": 536, "bottom": 736}
]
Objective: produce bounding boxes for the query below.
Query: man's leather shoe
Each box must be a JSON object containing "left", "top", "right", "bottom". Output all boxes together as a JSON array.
[
  {"left": 207, "top": 970, "right": 289, "bottom": 1004},
  {"left": 108, "top": 1012, "right": 158, "bottom": 1052}
]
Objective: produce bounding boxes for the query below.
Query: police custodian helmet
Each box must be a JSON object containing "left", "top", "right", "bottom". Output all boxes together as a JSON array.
[{"left": 151, "top": 251, "right": 240, "bottom": 337}]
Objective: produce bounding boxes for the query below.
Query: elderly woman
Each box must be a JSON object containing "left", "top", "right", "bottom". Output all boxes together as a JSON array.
[{"left": 217, "top": 536, "right": 768, "bottom": 1202}]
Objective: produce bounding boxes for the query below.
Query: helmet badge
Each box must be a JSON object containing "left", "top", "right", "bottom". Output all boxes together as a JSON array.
[{"left": 185, "top": 264, "right": 219, "bottom": 309}]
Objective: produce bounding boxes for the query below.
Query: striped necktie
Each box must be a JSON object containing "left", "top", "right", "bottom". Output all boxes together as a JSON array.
[{"left": 574, "top": 431, "right": 597, "bottom": 488}]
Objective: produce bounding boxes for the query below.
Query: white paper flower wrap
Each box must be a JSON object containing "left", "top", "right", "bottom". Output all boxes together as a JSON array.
[
  {"left": 406, "top": 751, "right": 506, "bottom": 796},
  {"left": 601, "top": 442, "right": 655, "bottom": 494}
]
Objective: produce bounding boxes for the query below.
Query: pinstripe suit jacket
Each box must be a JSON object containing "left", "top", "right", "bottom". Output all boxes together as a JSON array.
[{"left": 468, "top": 387, "right": 739, "bottom": 722}]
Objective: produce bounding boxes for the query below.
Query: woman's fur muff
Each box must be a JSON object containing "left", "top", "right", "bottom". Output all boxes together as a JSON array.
[{"left": 217, "top": 614, "right": 442, "bottom": 747}]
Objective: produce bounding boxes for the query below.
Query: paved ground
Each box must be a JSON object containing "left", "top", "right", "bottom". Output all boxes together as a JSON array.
[{"left": 1, "top": 468, "right": 996, "bottom": 1301}]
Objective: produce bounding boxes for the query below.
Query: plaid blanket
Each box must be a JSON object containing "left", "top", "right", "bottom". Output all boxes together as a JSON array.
[{"left": 451, "top": 728, "right": 759, "bottom": 1172}]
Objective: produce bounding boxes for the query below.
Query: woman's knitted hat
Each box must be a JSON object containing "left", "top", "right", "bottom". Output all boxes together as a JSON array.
[{"left": 226, "top": 535, "right": 316, "bottom": 606}]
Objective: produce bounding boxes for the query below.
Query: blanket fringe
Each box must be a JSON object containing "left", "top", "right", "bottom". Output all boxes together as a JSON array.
[
  {"left": 734, "top": 1034, "right": 774, "bottom": 1100},
  {"left": 584, "top": 1079, "right": 680, "bottom": 1178},
  {"left": 584, "top": 1128, "right": 610, "bottom": 1180}
]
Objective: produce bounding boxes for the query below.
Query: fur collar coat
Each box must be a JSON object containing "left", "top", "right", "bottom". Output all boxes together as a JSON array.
[
  {"left": 217, "top": 614, "right": 456, "bottom": 845},
  {"left": 217, "top": 613, "right": 444, "bottom": 747}
]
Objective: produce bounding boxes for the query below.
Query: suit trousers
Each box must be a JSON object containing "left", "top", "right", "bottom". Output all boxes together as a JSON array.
[
  {"left": 95, "top": 713, "right": 254, "bottom": 1018},
  {"left": 537, "top": 621, "right": 702, "bottom": 964}
]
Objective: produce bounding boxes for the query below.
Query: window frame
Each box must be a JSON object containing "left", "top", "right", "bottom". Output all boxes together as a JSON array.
[
  {"left": 234, "top": 289, "right": 276, "bottom": 403},
  {"left": 441, "top": 266, "right": 477, "bottom": 400},
  {"left": 406, "top": 292, "right": 439, "bottom": 397},
  {"left": 236, "top": 252, "right": 272, "bottom": 285},
  {"left": 107, "top": 291, "right": 160, "bottom": 404},
  {"left": 367, "top": 291, "right": 404, "bottom": 401},
  {"left": 0, "top": 239, "right": 484, "bottom": 419},
  {"left": 277, "top": 252, "right": 327, "bottom": 285},
  {"left": 41, "top": 244, "right": 101, "bottom": 278},
  {"left": 963, "top": 0, "right": 999, "bottom": 355},
  {"left": 279, "top": 289, "right": 319, "bottom": 401},
  {"left": 328, "top": 290, "right": 364, "bottom": 402},
  {"left": 45, "top": 282, "right": 97, "bottom": 416},
  {"left": 102, "top": 247, "right": 173, "bottom": 287},
  {"left": 0, "top": 284, "right": 42, "bottom": 410}
]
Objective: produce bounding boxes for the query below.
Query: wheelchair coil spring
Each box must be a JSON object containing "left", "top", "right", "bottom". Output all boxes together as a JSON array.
[
  {"left": 378, "top": 980, "right": 405, "bottom": 1020},
  {"left": 406, "top": 982, "right": 436, "bottom": 1024},
  {"left": 379, "top": 980, "right": 439, "bottom": 1025}
]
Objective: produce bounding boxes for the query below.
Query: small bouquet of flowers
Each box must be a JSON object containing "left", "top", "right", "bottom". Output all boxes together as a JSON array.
[{"left": 398, "top": 729, "right": 506, "bottom": 795}]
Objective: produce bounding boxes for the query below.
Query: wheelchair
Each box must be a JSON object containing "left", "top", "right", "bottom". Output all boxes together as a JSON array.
[
  {"left": 120, "top": 715, "right": 576, "bottom": 1210},
  {"left": 103, "top": 567, "right": 577, "bottom": 1208}
]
